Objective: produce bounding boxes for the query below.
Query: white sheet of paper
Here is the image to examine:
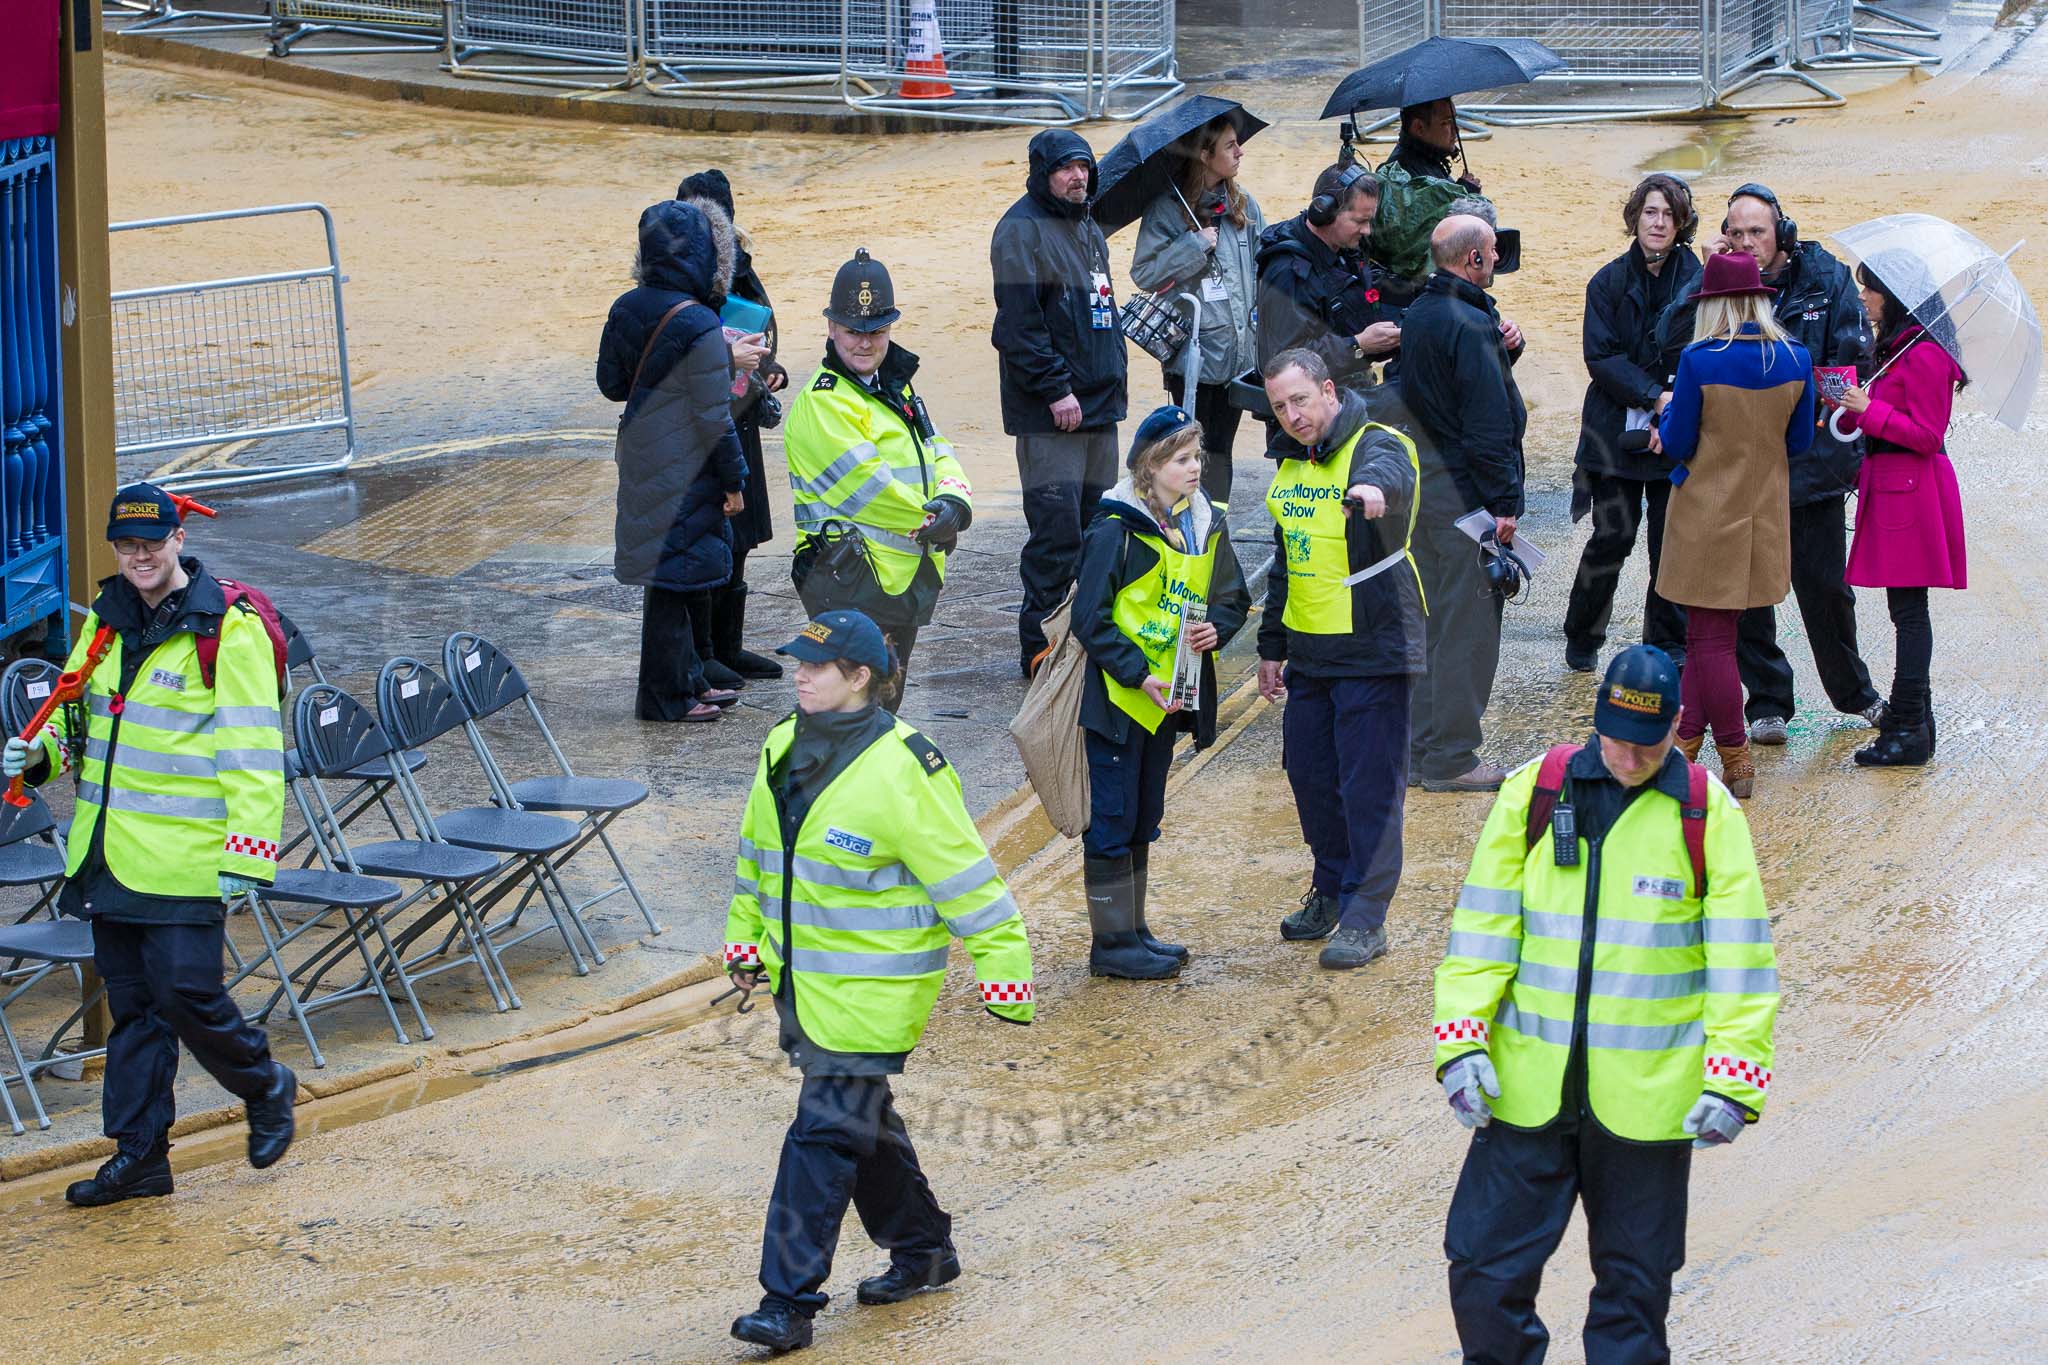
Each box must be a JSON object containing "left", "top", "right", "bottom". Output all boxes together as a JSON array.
[
  {"left": 1455, "top": 508, "right": 1548, "bottom": 575},
  {"left": 1625, "top": 407, "right": 1653, "bottom": 432}
]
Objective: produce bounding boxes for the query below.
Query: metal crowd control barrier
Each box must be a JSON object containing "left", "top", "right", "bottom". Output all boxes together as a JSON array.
[
  {"left": 443, "top": 0, "right": 644, "bottom": 91},
  {"left": 0, "top": 140, "right": 70, "bottom": 652},
  {"left": 268, "top": 0, "right": 444, "bottom": 56},
  {"left": 110, "top": 204, "right": 358, "bottom": 492},
  {"left": 642, "top": 0, "right": 1179, "bottom": 124},
  {"left": 1356, "top": 0, "right": 1883, "bottom": 126},
  {"left": 107, "top": 0, "right": 271, "bottom": 35}
]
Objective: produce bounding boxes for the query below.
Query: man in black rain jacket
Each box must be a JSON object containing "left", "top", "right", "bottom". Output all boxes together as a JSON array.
[{"left": 991, "top": 129, "right": 1129, "bottom": 677}]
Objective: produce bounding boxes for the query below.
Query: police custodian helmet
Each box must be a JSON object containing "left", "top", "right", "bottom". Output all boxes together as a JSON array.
[{"left": 823, "top": 247, "right": 901, "bottom": 333}]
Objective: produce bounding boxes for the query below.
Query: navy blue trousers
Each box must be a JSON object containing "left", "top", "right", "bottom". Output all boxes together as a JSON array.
[
  {"left": 759, "top": 1074, "right": 954, "bottom": 1315},
  {"left": 1082, "top": 721, "right": 1179, "bottom": 860},
  {"left": 94, "top": 917, "right": 275, "bottom": 1157},
  {"left": 1281, "top": 671, "right": 1410, "bottom": 933},
  {"left": 1446, "top": 1119, "right": 1691, "bottom": 1365}
]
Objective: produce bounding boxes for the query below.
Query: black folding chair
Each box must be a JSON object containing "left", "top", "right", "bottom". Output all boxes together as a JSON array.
[
  {"left": 275, "top": 612, "right": 426, "bottom": 865},
  {"left": 0, "top": 792, "right": 68, "bottom": 928},
  {"left": 0, "top": 916, "right": 98, "bottom": 1134},
  {"left": 443, "top": 632, "right": 660, "bottom": 938},
  {"left": 223, "top": 864, "right": 412, "bottom": 1066},
  {"left": 293, "top": 683, "right": 517, "bottom": 1018},
  {"left": 376, "top": 658, "right": 601, "bottom": 981}
]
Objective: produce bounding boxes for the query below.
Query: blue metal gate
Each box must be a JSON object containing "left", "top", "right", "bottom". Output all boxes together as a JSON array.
[{"left": 0, "top": 136, "right": 69, "bottom": 654}]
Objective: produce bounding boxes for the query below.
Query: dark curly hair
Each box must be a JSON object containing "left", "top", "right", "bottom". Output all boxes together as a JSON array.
[{"left": 1622, "top": 174, "right": 1697, "bottom": 247}]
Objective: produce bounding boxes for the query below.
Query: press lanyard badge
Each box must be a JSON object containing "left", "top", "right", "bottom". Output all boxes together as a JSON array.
[
  {"left": 1200, "top": 269, "right": 1229, "bottom": 303},
  {"left": 1090, "top": 271, "right": 1115, "bottom": 330}
]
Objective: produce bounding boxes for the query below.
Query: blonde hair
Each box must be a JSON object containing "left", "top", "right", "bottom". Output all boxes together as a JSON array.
[
  {"left": 1132, "top": 426, "right": 1203, "bottom": 504},
  {"left": 1176, "top": 116, "right": 1249, "bottom": 230},
  {"left": 1693, "top": 292, "right": 1792, "bottom": 375}
]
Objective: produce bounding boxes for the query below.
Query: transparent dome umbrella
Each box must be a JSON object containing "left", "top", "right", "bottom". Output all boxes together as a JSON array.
[{"left": 1832, "top": 213, "right": 2041, "bottom": 434}]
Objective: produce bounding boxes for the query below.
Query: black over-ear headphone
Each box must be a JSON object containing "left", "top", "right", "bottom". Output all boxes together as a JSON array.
[
  {"left": 1723, "top": 182, "right": 1798, "bottom": 254},
  {"left": 1307, "top": 164, "right": 1370, "bottom": 228}
]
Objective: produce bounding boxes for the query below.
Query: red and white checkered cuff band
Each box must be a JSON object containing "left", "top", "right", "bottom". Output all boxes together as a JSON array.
[
  {"left": 1705, "top": 1054, "right": 1772, "bottom": 1092},
  {"left": 1433, "top": 1017, "right": 1490, "bottom": 1046},
  {"left": 724, "top": 942, "right": 761, "bottom": 967},
  {"left": 981, "top": 981, "right": 1033, "bottom": 1005},
  {"left": 937, "top": 477, "right": 972, "bottom": 497},
  {"left": 224, "top": 832, "right": 279, "bottom": 864}
]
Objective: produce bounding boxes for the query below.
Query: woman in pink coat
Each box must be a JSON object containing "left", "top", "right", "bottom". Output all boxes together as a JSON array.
[{"left": 1839, "top": 262, "right": 1968, "bottom": 768}]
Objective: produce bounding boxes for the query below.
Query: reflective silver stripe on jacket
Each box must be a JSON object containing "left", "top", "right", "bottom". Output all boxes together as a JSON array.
[
  {"left": 86, "top": 739, "right": 216, "bottom": 779},
  {"left": 769, "top": 938, "right": 952, "bottom": 977},
  {"left": 215, "top": 747, "right": 286, "bottom": 772},
  {"left": 785, "top": 898, "right": 942, "bottom": 934},
  {"left": 740, "top": 839, "right": 919, "bottom": 894},
  {"left": 1515, "top": 961, "right": 1708, "bottom": 1000},
  {"left": 1705, "top": 966, "right": 1779, "bottom": 994},
  {"left": 941, "top": 892, "right": 1018, "bottom": 939},
  {"left": 1524, "top": 911, "right": 1702, "bottom": 950},
  {"left": 216, "top": 705, "right": 282, "bottom": 730},
  {"left": 792, "top": 444, "right": 879, "bottom": 497},
  {"left": 90, "top": 695, "right": 211, "bottom": 733},
  {"left": 1497, "top": 999, "right": 1706, "bottom": 1051},
  {"left": 1447, "top": 930, "right": 1520, "bottom": 963},
  {"left": 925, "top": 856, "right": 999, "bottom": 905},
  {"left": 1456, "top": 884, "right": 1522, "bottom": 917},
  {"left": 1702, "top": 916, "right": 1773, "bottom": 945},
  {"left": 792, "top": 507, "right": 923, "bottom": 555},
  {"left": 76, "top": 782, "right": 229, "bottom": 821}
]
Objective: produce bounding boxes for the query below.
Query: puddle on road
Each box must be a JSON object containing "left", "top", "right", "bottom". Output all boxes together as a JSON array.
[{"left": 1639, "top": 121, "right": 1756, "bottom": 180}]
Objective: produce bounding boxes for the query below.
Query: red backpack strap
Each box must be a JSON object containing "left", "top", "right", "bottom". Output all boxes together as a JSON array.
[
  {"left": 1523, "top": 744, "right": 1580, "bottom": 854},
  {"left": 1681, "top": 761, "right": 1710, "bottom": 899},
  {"left": 198, "top": 580, "right": 290, "bottom": 696}
]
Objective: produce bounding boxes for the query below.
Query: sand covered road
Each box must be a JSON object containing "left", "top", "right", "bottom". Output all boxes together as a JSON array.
[{"left": 9, "top": 22, "right": 2044, "bottom": 1363}]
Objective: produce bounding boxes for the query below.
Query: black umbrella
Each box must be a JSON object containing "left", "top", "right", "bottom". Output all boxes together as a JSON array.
[
  {"left": 1319, "top": 36, "right": 1566, "bottom": 119},
  {"left": 1093, "top": 95, "right": 1269, "bottom": 237}
]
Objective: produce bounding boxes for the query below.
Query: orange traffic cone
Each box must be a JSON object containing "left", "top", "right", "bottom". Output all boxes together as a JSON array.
[{"left": 899, "top": 0, "right": 955, "bottom": 99}]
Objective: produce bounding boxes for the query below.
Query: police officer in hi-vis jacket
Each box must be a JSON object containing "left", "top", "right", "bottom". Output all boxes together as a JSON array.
[
  {"left": 724, "top": 610, "right": 1034, "bottom": 1355},
  {"left": 1432, "top": 645, "right": 1779, "bottom": 1363},
  {"left": 783, "top": 249, "right": 974, "bottom": 712},
  {"left": 4, "top": 484, "right": 295, "bottom": 1207}
]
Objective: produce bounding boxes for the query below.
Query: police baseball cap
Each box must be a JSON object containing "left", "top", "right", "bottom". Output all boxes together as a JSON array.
[
  {"left": 823, "top": 247, "right": 900, "bottom": 333},
  {"left": 106, "top": 482, "right": 182, "bottom": 543},
  {"left": 777, "top": 610, "right": 892, "bottom": 673},
  {"left": 1595, "top": 645, "right": 1681, "bottom": 745}
]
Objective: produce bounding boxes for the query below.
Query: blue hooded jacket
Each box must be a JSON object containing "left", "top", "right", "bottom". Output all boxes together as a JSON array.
[{"left": 597, "top": 201, "right": 748, "bottom": 593}]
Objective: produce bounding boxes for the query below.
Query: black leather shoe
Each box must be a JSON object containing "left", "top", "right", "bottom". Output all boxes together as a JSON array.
[
  {"left": 731, "top": 1303, "right": 814, "bottom": 1353},
  {"left": 1854, "top": 722, "right": 1931, "bottom": 768},
  {"left": 247, "top": 1063, "right": 297, "bottom": 1170},
  {"left": 858, "top": 1251, "right": 962, "bottom": 1304},
  {"left": 65, "top": 1143, "right": 173, "bottom": 1207},
  {"left": 1564, "top": 643, "right": 1597, "bottom": 673}
]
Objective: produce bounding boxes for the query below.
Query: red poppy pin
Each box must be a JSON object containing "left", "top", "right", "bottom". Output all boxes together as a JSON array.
[{"left": 1364, "top": 288, "right": 1381, "bottom": 305}]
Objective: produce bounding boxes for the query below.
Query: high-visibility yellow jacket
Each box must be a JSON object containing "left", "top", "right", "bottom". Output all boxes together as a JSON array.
[
  {"left": 35, "top": 567, "right": 286, "bottom": 901},
  {"left": 724, "top": 712, "right": 1033, "bottom": 1059},
  {"left": 1431, "top": 750, "right": 1778, "bottom": 1142},
  {"left": 784, "top": 343, "right": 971, "bottom": 599}
]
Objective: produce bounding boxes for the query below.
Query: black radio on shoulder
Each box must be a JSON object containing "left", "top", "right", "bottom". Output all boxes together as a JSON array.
[{"left": 1551, "top": 802, "right": 1579, "bottom": 868}]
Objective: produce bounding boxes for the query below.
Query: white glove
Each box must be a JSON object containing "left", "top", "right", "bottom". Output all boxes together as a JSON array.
[
  {"left": 1683, "top": 1094, "right": 1747, "bottom": 1149},
  {"left": 1441, "top": 1053, "right": 1501, "bottom": 1129},
  {"left": 219, "top": 873, "right": 264, "bottom": 901},
  {"left": 2, "top": 737, "right": 33, "bottom": 779}
]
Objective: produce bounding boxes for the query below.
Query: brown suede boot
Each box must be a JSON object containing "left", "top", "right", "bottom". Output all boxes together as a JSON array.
[
  {"left": 1677, "top": 733, "right": 1704, "bottom": 763},
  {"left": 1715, "top": 742, "right": 1755, "bottom": 799}
]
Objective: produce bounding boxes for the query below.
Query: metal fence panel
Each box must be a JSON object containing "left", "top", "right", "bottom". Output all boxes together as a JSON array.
[
  {"left": 1357, "top": 0, "right": 1430, "bottom": 68},
  {"left": 0, "top": 138, "right": 69, "bottom": 647},
  {"left": 1715, "top": 0, "right": 1790, "bottom": 83},
  {"left": 110, "top": 204, "right": 357, "bottom": 491},
  {"left": 452, "top": 0, "right": 636, "bottom": 57},
  {"left": 1438, "top": 0, "right": 1707, "bottom": 81},
  {"left": 269, "top": 0, "right": 445, "bottom": 57}
]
